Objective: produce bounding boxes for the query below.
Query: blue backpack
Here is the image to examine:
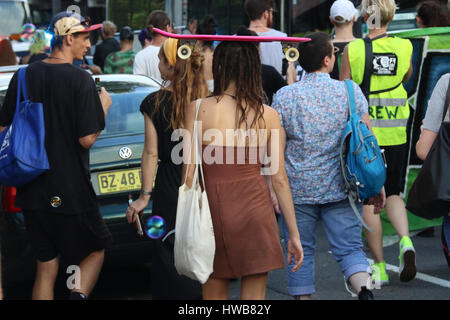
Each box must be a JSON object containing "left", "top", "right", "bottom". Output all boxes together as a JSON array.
[
  {"left": 340, "top": 80, "right": 386, "bottom": 231},
  {"left": 0, "top": 67, "right": 49, "bottom": 187}
]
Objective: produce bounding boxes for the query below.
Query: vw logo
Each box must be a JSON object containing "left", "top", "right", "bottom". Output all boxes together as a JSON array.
[{"left": 119, "top": 147, "right": 132, "bottom": 159}]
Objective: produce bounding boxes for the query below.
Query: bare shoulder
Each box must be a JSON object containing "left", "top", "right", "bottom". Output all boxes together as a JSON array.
[{"left": 263, "top": 105, "right": 281, "bottom": 128}]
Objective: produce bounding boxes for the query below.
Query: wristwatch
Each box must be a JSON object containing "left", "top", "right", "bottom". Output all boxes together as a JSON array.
[{"left": 140, "top": 189, "right": 152, "bottom": 196}]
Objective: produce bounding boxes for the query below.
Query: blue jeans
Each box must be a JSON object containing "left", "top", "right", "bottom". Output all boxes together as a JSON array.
[
  {"left": 444, "top": 216, "right": 450, "bottom": 249},
  {"left": 281, "top": 199, "right": 371, "bottom": 296}
]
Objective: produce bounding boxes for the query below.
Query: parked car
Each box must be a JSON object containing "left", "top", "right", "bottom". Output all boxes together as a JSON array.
[{"left": 0, "top": 73, "right": 161, "bottom": 292}]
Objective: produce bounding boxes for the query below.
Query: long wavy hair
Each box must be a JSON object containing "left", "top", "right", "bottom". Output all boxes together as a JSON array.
[
  {"left": 154, "top": 41, "right": 209, "bottom": 130},
  {"left": 212, "top": 37, "right": 265, "bottom": 130}
]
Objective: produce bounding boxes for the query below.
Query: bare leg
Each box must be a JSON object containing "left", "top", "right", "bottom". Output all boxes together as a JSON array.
[
  {"left": 33, "top": 258, "right": 59, "bottom": 300},
  {"left": 241, "top": 273, "right": 267, "bottom": 300},
  {"left": 72, "top": 250, "right": 104, "bottom": 298},
  {"left": 349, "top": 272, "right": 372, "bottom": 293},
  {"left": 363, "top": 205, "right": 384, "bottom": 263},
  {"left": 385, "top": 195, "right": 409, "bottom": 238},
  {"left": 202, "top": 278, "right": 229, "bottom": 300}
]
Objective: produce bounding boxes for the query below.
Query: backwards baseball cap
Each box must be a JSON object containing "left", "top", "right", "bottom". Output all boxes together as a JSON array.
[
  {"left": 48, "top": 11, "right": 102, "bottom": 37},
  {"left": 330, "top": 0, "right": 359, "bottom": 23}
]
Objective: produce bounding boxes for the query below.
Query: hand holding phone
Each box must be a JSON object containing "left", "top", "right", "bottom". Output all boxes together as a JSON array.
[{"left": 128, "top": 196, "right": 144, "bottom": 237}]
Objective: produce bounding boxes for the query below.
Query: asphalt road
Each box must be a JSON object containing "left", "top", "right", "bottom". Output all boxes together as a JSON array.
[
  {"left": 4, "top": 221, "right": 450, "bottom": 301},
  {"left": 87, "top": 221, "right": 450, "bottom": 301}
]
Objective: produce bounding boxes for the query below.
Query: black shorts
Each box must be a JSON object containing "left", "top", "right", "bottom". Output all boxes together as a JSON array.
[
  {"left": 382, "top": 143, "right": 409, "bottom": 197},
  {"left": 23, "top": 209, "right": 113, "bottom": 266}
]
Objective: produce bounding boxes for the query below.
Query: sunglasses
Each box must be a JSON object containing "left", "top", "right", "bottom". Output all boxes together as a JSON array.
[{"left": 65, "top": 17, "right": 91, "bottom": 34}]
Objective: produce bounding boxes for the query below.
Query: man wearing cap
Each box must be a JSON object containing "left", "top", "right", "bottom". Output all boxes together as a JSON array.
[
  {"left": 104, "top": 26, "right": 136, "bottom": 74},
  {"left": 0, "top": 11, "right": 113, "bottom": 300},
  {"left": 329, "top": 0, "right": 359, "bottom": 80}
]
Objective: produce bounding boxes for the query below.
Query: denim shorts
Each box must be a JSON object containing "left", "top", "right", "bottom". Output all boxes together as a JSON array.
[{"left": 281, "top": 199, "right": 371, "bottom": 296}]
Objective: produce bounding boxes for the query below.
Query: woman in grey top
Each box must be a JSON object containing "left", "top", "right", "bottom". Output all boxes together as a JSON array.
[{"left": 416, "top": 73, "right": 450, "bottom": 267}]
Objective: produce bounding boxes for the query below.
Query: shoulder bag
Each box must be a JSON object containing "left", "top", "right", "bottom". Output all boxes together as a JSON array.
[
  {"left": 174, "top": 98, "right": 215, "bottom": 284},
  {"left": 406, "top": 77, "right": 450, "bottom": 219}
]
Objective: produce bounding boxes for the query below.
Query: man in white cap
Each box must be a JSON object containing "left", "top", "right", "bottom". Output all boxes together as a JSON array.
[
  {"left": 329, "top": 0, "right": 359, "bottom": 79},
  {"left": 0, "top": 11, "right": 113, "bottom": 300}
]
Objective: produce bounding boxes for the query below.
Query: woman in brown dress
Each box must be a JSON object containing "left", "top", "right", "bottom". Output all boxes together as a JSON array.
[{"left": 183, "top": 34, "right": 304, "bottom": 300}]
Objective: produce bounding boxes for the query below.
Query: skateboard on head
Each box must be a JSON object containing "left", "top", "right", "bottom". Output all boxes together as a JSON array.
[{"left": 152, "top": 27, "right": 310, "bottom": 62}]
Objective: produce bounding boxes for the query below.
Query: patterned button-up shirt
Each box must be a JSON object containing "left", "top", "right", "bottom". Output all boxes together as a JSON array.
[{"left": 272, "top": 72, "right": 368, "bottom": 204}]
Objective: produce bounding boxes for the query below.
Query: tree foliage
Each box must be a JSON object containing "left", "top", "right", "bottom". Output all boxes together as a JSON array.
[{"left": 108, "top": 0, "right": 164, "bottom": 30}]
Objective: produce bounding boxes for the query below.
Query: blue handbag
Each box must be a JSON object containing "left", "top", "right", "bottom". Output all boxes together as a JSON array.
[
  {"left": 0, "top": 67, "right": 49, "bottom": 187},
  {"left": 339, "top": 80, "right": 387, "bottom": 231}
]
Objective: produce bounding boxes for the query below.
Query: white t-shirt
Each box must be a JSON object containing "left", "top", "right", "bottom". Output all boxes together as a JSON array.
[
  {"left": 257, "top": 29, "right": 287, "bottom": 75},
  {"left": 133, "top": 45, "right": 162, "bottom": 82}
]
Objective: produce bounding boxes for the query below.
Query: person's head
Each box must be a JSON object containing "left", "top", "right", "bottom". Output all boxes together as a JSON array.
[
  {"left": 0, "top": 39, "right": 17, "bottom": 66},
  {"left": 138, "top": 27, "right": 151, "bottom": 48},
  {"left": 48, "top": 12, "right": 102, "bottom": 60},
  {"left": 156, "top": 38, "right": 209, "bottom": 129},
  {"left": 29, "top": 31, "right": 47, "bottom": 55},
  {"left": 146, "top": 10, "right": 173, "bottom": 39},
  {"left": 330, "top": 0, "right": 358, "bottom": 26},
  {"left": 196, "top": 15, "right": 217, "bottom": 49},
  {"left": 212, "top": 26, "right": 264, "bottom": 129},
  {"left": 245, "top": 0, "right": 276, "bottom": 27},
  {"left": 119, "top": 26, "right": 134, "bottom": 46},
  {"left": 416, "top": 0, "right": 450, "bottom": 28},
  {"left": 101, "top": 21, "right": 117, "bottom": 39},
  {"left": 361, "top": 0, "right": 398, "bottom": 28},
  {"left": 298, "top": 32, "right": 335, "bottom": 73}
]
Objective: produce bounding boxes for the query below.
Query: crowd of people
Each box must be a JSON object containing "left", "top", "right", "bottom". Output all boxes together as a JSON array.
[{"left": 0, "top": 0, "right": 449, "bottom": 301}]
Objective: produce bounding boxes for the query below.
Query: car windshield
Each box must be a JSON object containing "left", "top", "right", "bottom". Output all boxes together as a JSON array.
[
  {"left": 0, "top": 1, "right": 28, "bottom": 36},
  {"left": 100, "top": 81, "right": 156, "bottom": 137}
]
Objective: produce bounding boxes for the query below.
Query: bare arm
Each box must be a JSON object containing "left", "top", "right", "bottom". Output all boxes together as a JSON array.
[
  {"left": 266, "top": 108, "right": 303, "bottom": 272},
  {"left": 403, "top": 58, "right": 413, "bottom": 83},
  {"left": 416, "top": 128, "right": 438, "bottom": 161},
  {"left": 340, "top": 45, "right": 351, "bottom": 80},
  {"left": 127, "top": 113, "right": 159, "bottom": 223},
  {"left": 78, "top": 87, "right": 112, "bottom": 149}
]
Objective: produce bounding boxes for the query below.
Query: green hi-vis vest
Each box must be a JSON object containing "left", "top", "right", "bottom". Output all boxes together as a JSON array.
[{"left": 348, "top": 37, "right": 413, "bottom": 146}]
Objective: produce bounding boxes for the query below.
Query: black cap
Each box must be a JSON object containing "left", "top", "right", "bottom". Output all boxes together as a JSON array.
[{"left": 119, "top": 26, "right": 134, "bottom": 41}]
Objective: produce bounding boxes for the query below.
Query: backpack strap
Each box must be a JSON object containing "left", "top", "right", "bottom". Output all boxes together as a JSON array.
[
  {"left": 344, "top": 79, "right": 357, "bottom": 117},
  {"left": 360, "top": 37, "right": 373, "bottom": 101},
  {"left": 443, "top": 76, "right": 450, "bottom": 122}
]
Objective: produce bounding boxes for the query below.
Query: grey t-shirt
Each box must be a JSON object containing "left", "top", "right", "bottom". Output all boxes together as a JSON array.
[
  {"left": 423, "top": 73, "right": 450, "bottom": 133},
  {"left": 257, "top": 29, "right": 287, "bottom": 75}
]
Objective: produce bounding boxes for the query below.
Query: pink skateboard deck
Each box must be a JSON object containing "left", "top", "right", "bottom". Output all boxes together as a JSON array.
[{"left": 152, "top": 27, "right": 310, "bottom": 43}]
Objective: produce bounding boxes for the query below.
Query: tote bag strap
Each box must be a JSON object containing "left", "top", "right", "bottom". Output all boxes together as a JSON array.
[
  {"left": 15, "top": 67, "right": 28, "bottom": 116},
  {"left": 183, "top": 99, "right": 204, "bottom": 187}
]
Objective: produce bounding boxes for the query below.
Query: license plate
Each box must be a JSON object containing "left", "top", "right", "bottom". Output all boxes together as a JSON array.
[{"left": 97, "top": 168, "right": 142, "bottom": 194}]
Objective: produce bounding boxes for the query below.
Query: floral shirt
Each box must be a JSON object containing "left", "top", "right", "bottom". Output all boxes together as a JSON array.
[{"left": 272, "top": 72, "right": 368, "bottom": 204}]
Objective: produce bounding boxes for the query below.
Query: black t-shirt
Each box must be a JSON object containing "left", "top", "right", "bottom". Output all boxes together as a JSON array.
[
  {"left": 0, "top": 61, "right": 105, "bottom": 214},
  {"left": 262, "top": 64, "right": 287, "bottom": 105},
  {"left": 139, "top": 91, "right": 182, "bottom": 234},
  {"left": 330, "top": 41, "right": 350, "bottom": 80},
  {"left": 94, "top": 38, "right": 121, "bottom": 71}
]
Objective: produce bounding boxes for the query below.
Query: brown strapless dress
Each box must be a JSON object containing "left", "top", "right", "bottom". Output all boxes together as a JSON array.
[{"left": 201, "top": 145, "right": 284, "bottom": 279}]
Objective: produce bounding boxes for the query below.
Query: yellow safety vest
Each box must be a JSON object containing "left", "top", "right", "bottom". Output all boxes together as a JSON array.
[{"left": 348, "top": 37, "right": 413, "bottom": 146}]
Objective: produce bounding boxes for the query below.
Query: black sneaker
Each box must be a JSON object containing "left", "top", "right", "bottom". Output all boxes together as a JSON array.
[{"left": 358, "top": 286, "right": 374, "bottom": 300}]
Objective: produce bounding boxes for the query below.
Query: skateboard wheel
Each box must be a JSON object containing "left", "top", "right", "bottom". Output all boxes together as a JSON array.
[
  {"left": 285, "top": 48, "right": 299, "bottom": 62},
  {"left": 178, "top": 45, "right": 192, "bottom": 60}
]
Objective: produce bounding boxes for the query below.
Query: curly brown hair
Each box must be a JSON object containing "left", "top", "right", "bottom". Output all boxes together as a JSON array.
[
  {"left": 154, "top": 41, "right": 210, "bottom": 130},
  {"left": 212, "top": 40, "right": 265, "bottom": 130}
]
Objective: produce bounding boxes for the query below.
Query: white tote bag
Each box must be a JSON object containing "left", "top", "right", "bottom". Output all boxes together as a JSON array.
[{"left": 174, "top": 99, "right": 215, "bottom": 284}]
